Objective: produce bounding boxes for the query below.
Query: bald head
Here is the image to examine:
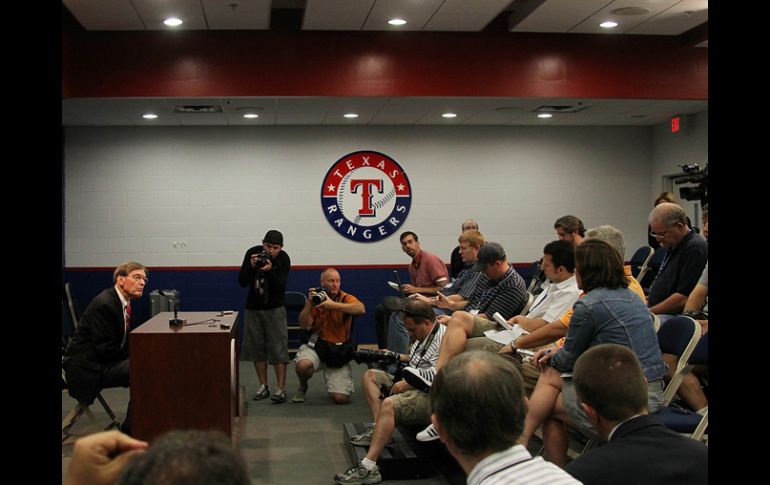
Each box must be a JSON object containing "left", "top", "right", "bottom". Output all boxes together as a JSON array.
[{"left": 320, "top": 268, "right": 341, "bottom": 297}]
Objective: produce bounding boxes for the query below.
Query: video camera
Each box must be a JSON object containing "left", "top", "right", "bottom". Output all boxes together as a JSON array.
[{"left": 675, "top": 163, "right": 708, "bottom": 206}]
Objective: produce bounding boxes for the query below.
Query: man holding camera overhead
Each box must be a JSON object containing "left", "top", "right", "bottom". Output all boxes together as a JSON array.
[
  {"left": 293, "top": 268, "right": 365, "bottom": 405},
  {"left": 239, "top": 229, "right": 291, "bottom": 403}
]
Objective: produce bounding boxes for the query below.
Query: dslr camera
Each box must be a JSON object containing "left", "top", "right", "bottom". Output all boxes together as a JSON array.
[
  {"left": 351, "top": 349, "right": 400, "bottom": 366},
  {"left": 310, "top": 286, "right": 331, "bottom": 306},
  {"left": 254, "top": 250, "right": 271, "bottom": 269}
]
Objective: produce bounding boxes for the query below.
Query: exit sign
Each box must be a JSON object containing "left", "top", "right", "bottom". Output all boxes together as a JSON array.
[{"left": 671, "top": 116, "right": 681, "bottom": 133}]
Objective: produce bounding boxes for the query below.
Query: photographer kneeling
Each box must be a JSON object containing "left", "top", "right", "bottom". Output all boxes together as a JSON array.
[
  {"left": 334, "top": 300, "right": 445, "bottom": 485},
  {"left": 294, "top": 268, "right": 365, "bottom": 404}
]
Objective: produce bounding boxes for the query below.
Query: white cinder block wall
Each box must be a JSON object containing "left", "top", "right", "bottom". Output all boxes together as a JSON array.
[{"left": 64, "top": 119, "right": 706, "bottom": 267}]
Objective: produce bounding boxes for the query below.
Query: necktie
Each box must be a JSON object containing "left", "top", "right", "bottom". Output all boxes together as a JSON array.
[{"left": 125, "top": 303, "right": 132, "bottom": 333}]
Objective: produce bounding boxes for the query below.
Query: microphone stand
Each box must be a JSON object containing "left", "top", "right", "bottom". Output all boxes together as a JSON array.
[
  {"left": 169, "top": 296, "right": 184, "bottom": 326},
  {"left": 158, "top": 289, "right": 184, "bottom": 326}
]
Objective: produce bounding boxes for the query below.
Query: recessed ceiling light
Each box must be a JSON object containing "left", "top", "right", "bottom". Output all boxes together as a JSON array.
[
  {"left": 442, "top": 113, "right": 457, "bottom": 119},
  {"left": 243, "top": 113, "right": 259, "bottom": 119},
  {"left": 388, "top": 18, "right": 407, "bottom": 26},
  {"left": 163, "top": 17, "right": 183, "bottom": 27},
  {"left": 142, "top": 113, "right": 158, "bottom": 119},
  {"left": 537, "top": 113, "right": 553, "bottom": 119},
  {"left": 599, "top": 21, "right": 619, "bottom": 29},
  {"left": 343, "top": 113, "right": 359, "bottom": 119}
]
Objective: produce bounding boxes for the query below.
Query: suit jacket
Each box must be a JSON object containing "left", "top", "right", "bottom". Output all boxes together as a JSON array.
[
  {"left": 63, "top": 287, "right": 128, "bottom": 404},
  {"left": 565, "top": 414, "right": 707, "bottom": 485}
]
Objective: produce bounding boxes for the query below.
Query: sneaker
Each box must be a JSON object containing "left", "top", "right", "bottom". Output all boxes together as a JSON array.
[
  {"left": 402, "top": 366, "right": 435, "bottom": 392},
  {"left": 333, "top": 460, "right": 382, "bottom": 484},
  {"left": 349, "top": 426, "right": 374, "bottom": 447},
  {"left": 253, "top": 385, "right": 270, "bottom": 401},
  {"left": 350, "top": 425, "right": 394, "bottom": 447},
  {"left": 291, "top": 388, "right": 306, "bottom": 403},
  {"left": 270, "top": 389, "right": 287, "bottom": 403},
  {"left": 416, "top": 423, "right": 440, "bottom": 442}
]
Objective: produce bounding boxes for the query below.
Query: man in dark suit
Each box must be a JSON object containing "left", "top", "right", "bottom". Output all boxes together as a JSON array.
[
  {"left": 565, "top": 343, "right": 707, "bottom": 484},
  {"left": 63, "top": 261, "right": 148, "bottom": 435}
]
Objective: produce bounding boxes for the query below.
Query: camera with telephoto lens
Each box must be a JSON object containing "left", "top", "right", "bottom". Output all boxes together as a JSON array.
[
  {"left": 254, "top": 251, "right": 271, "bottom": 269},
  {"left": 310, "top": 286, "right": 331, "bottom": 306},
  {"left": 351, "top": 349, "right": 400, "bottom": 365}
]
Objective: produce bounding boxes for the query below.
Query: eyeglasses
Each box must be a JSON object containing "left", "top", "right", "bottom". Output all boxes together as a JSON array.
[
  {"left": 127, "top": 274, "right": 148, "bottom": 283},
  {"left": 649, "top": 230, "right": 670, "bottom": 240}
]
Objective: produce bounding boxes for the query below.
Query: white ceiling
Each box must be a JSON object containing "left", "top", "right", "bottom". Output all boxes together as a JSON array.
[
  {"left": 62, "top": 0, "right": 708, "bottom": 127},
  {"left": 62, "top": 96, "right": 708, "bottom": 127},
  {"left": 63, "top": 0, "right": 708, "bottom": 35}
]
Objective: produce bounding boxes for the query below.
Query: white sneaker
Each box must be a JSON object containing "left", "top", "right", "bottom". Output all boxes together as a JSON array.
[
  {"left": 416, "top": 423, "right": 440, "bottom": 442},
  {"left": 402, "top": 366, "right": 435, "bottom": 392}
]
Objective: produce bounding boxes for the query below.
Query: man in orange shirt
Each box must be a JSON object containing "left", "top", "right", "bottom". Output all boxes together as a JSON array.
[{"left": 293, "top": 268, "right": 365, "bottom": 404}]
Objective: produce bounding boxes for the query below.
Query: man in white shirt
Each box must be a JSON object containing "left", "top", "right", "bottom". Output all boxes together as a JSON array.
[{"left": 431, "top": 351, "right": 580, "bottom": 485}]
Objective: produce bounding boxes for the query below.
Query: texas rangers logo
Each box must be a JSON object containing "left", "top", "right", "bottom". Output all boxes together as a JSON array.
[{"left": 321, "top": 150, "right": 412, "bottom": 242}]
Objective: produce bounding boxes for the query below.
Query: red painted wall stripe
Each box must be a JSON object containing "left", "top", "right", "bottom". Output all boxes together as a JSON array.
[{"left": 63, "top": 31, "right": 707, "bottom": 100}]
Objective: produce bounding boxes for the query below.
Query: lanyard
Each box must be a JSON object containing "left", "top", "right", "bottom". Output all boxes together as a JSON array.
[{"left": 410, "top": 322, "right": 439, "bottom": 367}]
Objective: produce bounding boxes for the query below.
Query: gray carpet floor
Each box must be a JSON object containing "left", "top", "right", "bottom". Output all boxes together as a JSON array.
[{"left": 62, "top": 360, "right": 457, "bottom": 484}]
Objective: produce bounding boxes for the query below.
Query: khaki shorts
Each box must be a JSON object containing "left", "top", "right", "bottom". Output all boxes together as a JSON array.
[
  {"left": 369, "top": 370, "right": 431, "bottom": 426},
  {"left": 295, "top": 344, "right": 354, "bottom": 396},
  {"left": 471, "top": 316, "right": 498, "bottom": 337}
]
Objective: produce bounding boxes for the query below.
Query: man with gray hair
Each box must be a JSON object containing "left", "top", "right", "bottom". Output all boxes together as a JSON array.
[
  {"left": 450, "top": 219, "right": 480, "bottom": 277},
  {"left": 565, "top": 344, "right": 707, "bottom": 484},
  {"left": 430, "top": 351, "right": 579, "bottom": 484},
  {"left": 63, "top": 261, "right": 148, "bottom": 435},
  {"left": 647, "top": 203, "right": 708, "bottom": 315}
]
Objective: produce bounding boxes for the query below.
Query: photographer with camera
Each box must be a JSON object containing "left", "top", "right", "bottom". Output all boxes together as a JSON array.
[
  {"left": 239, "top": 230, "right": 291, "bottom": 403},
  {"left": 292, "top": 268, "right": 365, "bottom": 404},
  {"left": 333, "top": 300, "right": 445, "bottom": 484}
]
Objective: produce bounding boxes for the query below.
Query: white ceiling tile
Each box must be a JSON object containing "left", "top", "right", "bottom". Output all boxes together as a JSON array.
[
  {"left": 303, "top": 0, "right": 375, "bottom": 30},
  {"left": 202, "top": 0, "right": 271, "bottom": 30}
]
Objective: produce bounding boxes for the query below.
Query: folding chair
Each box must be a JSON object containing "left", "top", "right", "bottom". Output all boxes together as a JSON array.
[
  {"left": 629, "top": 246, "right": 654, "bottom": 279},
  {"left": 526, "top": 259, "right": 546, "bottom": 295},
  {"left": 61, "top": 367, "right": 120, "bottom": 443},
  {"left": 518, "top": 292, "right": 535, "bottom": 316},
  {"left": 285, "top": 291, "right": 308, "bottom": 357},
  {"left": 639, "top": 247, "right": 667, "bottom": 291},
  {"left": 655, "top": 328, "right": 708, "bottom": 443}
]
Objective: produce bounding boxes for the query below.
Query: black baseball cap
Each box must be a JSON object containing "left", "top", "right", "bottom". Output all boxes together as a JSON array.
[{"left": 473, "top": 242, "right": 506, "bottom": 271}]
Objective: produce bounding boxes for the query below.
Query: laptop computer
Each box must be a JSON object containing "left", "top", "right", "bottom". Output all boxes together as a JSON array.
[{"left": 384, "top": 270, "right": 408, "bottom": 311}]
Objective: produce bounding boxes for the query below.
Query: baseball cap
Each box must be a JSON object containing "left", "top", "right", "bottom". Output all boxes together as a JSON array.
[
  {"left": 473, "top": 242, "right": 506, "bottom": 271},
  {"left": 263, "top": 230, "right": 284, "bottom": 246}
]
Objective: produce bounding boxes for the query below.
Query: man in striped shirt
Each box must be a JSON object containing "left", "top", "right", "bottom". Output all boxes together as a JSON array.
[
  {"left": 401, "top": 242, "right": 528, "bottom": 391},
  {"left": 333, "top": 300, "right": 446, "bottom": 484},
  {"left": 430, "top": 351, "right": 580, "bottom": 485}
]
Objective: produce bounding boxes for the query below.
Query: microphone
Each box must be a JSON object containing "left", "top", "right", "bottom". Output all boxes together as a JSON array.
[{"left": 157, "top": 290, "right": 184, "bottom": 326}]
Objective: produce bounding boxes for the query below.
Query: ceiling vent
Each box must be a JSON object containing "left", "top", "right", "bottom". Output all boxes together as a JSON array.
[
  {"left": 533, "top": 105, "right": 589, "bottom": 114},
  {"left": 173, "top": 105, "right": 223, "bottom": 113}
]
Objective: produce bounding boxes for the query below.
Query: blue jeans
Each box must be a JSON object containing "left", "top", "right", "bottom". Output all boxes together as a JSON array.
[{"left": 386, "top": 312, "right": 410, "bottom": 356}]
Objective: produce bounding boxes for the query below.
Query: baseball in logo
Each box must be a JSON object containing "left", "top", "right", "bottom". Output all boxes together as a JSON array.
[{"left": 321, "top": 150, "right": 412, "bottom": 242}]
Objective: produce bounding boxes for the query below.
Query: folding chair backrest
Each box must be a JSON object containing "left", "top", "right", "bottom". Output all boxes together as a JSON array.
[
  {"left": 629, "top": 246, "right": 654, "bottom": 279},
  {"left": 519, "top": 292, "right": 535, "bottom": 316},
  {"left": 640, "top": 247, "right": 667, "bottom": 290},
  {"left": 657, "top": 316, "right": 701, "bottom": 405}
]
